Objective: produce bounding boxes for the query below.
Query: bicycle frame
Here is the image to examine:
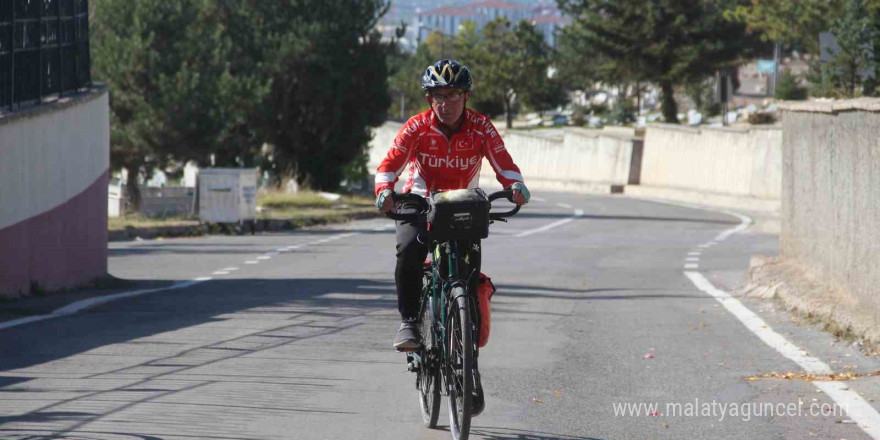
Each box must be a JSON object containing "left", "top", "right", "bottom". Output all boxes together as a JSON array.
[{"left": 419, "top": 239, "right": 472, "bottom": 396}]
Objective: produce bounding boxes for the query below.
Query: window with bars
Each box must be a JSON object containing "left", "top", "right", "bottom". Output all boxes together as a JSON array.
[{"left": 0, "top": 0, "right": 91, "bottom": 110}]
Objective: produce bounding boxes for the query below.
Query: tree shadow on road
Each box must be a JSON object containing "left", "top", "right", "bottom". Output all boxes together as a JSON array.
[{"left": 0, "top": 277, "right": 403, "bottom": 438}]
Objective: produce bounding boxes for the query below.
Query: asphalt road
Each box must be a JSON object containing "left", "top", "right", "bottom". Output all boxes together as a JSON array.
[{"left": 1, "top": 191, "right": 879, "bottom": 440}]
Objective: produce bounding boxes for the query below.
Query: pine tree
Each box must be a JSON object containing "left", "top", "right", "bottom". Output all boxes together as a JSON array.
[{"left": 558, "top": 0, "right": 757, "bottom": 123}]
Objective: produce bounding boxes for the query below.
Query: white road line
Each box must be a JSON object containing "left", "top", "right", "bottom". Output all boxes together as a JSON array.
[
  {"left": 212, "top": 271, "right": 230, "bottom": 275},
  {"left": 815, "top": 381, "right": 880, "bottom": 438},
  {"left": 244, "top": 261, "right": 259, "bottom": 265},
  {"left": 256, "top": 256, "right": 271, "bottom": 260},
  {"left": 685, "top": 257, "right": 699, "bottom": 262},
  {"left": 688, "top": 251, "right": 701, "bottom": 256},
  {"left": 684, "top": 263, "right": 699, "bottom": 269},
  {"left": 0, "top": 279, "right": 211, "bottom": 331},
  {"left": 515, "top": 210, "right": 583, "bottom": 238},
  {"left": 222, "top": 267, "right": 239, "bottom": 272},
  {"left": 531, "top": 197, "right": 547, "bottom": 203},
  {"left": 714, "top": 214, "right": 752, "bottom": 241},
  {"left": 684, "top": 212, "right": 880, "bottom": 440},
  {"left": 557, "top": 203, "right": 573, "bottom": 209}
]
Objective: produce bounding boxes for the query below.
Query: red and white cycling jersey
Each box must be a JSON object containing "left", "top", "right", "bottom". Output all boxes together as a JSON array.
[{"left": 375, "top": 108, "right": 524, "bottom": 197}]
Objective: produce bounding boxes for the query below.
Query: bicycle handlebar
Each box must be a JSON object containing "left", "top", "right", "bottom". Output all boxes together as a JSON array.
[
  {"left": 488, "top": 189, "right": 521, "bottom": 220},
  {"left": 384, "top": 192, "right": 429, "bottom": 223},
  {"left": 384, "top": 189, "right": 521, "bottom": 223}
]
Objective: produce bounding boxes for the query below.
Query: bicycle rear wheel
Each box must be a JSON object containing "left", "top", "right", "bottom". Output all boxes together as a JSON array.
[
  {"left": 446, "top": 288, "right": 473, "bottom": 440},
  {"left": 418, "top": 296, "right": 440, "bottom": 428}
]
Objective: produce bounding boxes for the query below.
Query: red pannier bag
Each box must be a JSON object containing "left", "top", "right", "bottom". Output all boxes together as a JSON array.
[{"left": 477, "top": 273, "right": 496, "bottom": 348}]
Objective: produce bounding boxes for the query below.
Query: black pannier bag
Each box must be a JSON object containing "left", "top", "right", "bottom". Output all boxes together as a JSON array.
[{"left": 427, "top": 189, "right": 490, "bottom": 241}]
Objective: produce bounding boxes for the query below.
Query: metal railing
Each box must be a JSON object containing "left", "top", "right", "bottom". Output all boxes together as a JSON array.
[{"left": 0, "top": 0, "right": 91, "bottom": 110}]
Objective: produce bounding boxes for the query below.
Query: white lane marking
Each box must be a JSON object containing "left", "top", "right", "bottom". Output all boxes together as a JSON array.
[
  {"left": 688, "top": 251, "right": 701, "bottom": 256},
  {"left": 0, "top": 279, "right": 210, "bottom": 331},
  {"left": 684, "top": 210, "right": 880, "bottom": 440},
  {"left": 687, "top": 271, "right": 832, "bottom": 373},
  {"left": 698, "top": 243, "right": 713, "bottom": 248},
  {"left": 275, "top": 248, "right": 288, "bottom": 252},
  {"left": 557, "top": 203, "right": 573, "bottom": 209},
  {"left": 686, "top": 257, "right": 699, "bottom": 262},
  {"left": 684, "top": 263, "right": 699, "bottom": 269},
  {"left": 267, "top": 252, "right": 279, "bottom": 256},
  {"left": 0, "top": 315, "right": 56, "bottom": 330},
  {"left": 715, "top": 213, "right": 752, "bottom": 241},
  {"left": 53, "top": 279, "right": 207, "bottom": 315},
  {"left": 687, "top": 271, "right": 880, "bottom": 439},
  {"left": 515, "top": 210, "right": 584, "bottom": 238},
  {"left": 0, "top": 231, "right": 366, "bottom": 332},
  {"left": 531, "top": 197, "right": 547, "bottom": 203},
  {"left": 815, "top": 381, "right": 880, "bottom": 438}
]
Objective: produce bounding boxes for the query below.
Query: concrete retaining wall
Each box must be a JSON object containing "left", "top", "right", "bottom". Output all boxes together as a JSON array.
[
  {"left": 0, "top": 88, "right": 110, "bottom": 297},
  {"left": 368, "top": 121, "right": 642, "bottom": 193},
  {"left": 779, "top": 100, "right": 880, "bottom": 334},
  {"left": 639, "top": 123, "right": 783, "bottom": 202}
]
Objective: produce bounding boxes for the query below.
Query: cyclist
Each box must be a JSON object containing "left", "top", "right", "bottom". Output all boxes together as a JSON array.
[{"left": 375, "top": 59, "right": 530, "bottom": 351}]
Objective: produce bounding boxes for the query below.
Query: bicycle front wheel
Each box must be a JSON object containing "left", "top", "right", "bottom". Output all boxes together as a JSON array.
[
  {"left": 418, "top": 296, "right": 440, "bottom": 428},
  {"left": 446, "top": 287, "right": 473, "bottom": 440}
]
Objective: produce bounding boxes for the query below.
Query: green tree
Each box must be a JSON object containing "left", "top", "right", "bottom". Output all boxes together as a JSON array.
[
  {"left": 246, "top": 0, "right": 392, "bottom": 190},
  {"left": 475, "top": 18, "right": 555, "bottom": 128},
  {"left": 91, "top": 0, "right": 265, "bottom": 211},
  {"left": 827, "top": 0, "right": 876, "bottom": 97},
  {"left": 774, "top": 69, "right": 808, "bottom": 100},
  {"left": 558, "top": 0, "right": 758, "bottom": 123},
  {"left": 724, "top": 0, "right": 844, "bottom": 53}
]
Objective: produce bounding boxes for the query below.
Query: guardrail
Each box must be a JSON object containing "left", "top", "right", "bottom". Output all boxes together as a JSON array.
[{"left": 0, "top": 0, "right": 91, "bottom": 110}]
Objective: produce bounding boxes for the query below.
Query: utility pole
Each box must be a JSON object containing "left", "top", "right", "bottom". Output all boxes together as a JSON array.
[{"left": 771, "top": 41, "right": 781, "bottom": 97}]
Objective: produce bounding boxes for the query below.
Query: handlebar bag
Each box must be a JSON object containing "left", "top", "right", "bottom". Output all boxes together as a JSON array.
[{"left": 427, "top": 189, "right": 490, "bottom": 241}]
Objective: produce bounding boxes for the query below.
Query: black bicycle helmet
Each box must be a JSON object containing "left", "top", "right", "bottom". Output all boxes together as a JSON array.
[{"left": 421, "top": 59, "right": 473, "bottom": 91}]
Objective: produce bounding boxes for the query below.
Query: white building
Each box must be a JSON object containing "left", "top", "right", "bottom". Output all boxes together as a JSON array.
[{"left": 415, "top": 0, "right": 567, "bottom": 47}]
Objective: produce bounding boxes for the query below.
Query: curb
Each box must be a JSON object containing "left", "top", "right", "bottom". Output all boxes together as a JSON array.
[{"left": 108, "top": 210, "right": 383, "bottom": 242}]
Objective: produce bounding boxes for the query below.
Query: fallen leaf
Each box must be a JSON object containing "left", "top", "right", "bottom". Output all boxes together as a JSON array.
[
  {"left": 554, "top": 389, "right": 562, "bottom": 398},
  {"left": 532, "top": 398, "right": 544, "bottom": 403},
  {"left": 748, "top": 377, "right": 757, "bottom": 381}
]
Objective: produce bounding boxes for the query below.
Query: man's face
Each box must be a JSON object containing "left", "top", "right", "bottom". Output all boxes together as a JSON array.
[{"left": 426, "top": 88, "right": 470, "bottom": 127}]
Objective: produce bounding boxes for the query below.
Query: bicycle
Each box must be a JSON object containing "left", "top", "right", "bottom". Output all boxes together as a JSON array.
[{"left": 386, "top": 188, "right": 520, "bottom": 440}]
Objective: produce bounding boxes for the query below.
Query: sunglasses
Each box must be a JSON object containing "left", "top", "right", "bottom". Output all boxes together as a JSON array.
[{"left": 430, "top": 91, "right": 466, "bottom": 103}]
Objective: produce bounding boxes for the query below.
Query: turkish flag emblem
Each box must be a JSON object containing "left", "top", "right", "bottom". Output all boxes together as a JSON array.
[{"left": 455, "top": 139, "right": 472, "bottom": 151}]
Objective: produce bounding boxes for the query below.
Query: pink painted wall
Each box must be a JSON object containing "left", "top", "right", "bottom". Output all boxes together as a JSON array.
[
  {"left": 0, "top": 89, "right": 110, "bottom": 297},
  {"left": 0, "top": 172, "right": 109, "bottom": 296}
]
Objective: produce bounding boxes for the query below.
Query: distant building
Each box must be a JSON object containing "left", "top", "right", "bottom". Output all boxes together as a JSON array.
[{"left": 413, "top": 0, "right": 568, "bottom": 48}]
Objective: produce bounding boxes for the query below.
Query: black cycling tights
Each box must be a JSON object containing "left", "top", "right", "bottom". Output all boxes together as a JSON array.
[{"left": 394, "top": 203, "right": 481, "bottom": 321}]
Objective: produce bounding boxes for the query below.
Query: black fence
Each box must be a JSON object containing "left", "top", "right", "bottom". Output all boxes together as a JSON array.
[{"left": 0, "top": 0, "right": 91, "bottom": 110}]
